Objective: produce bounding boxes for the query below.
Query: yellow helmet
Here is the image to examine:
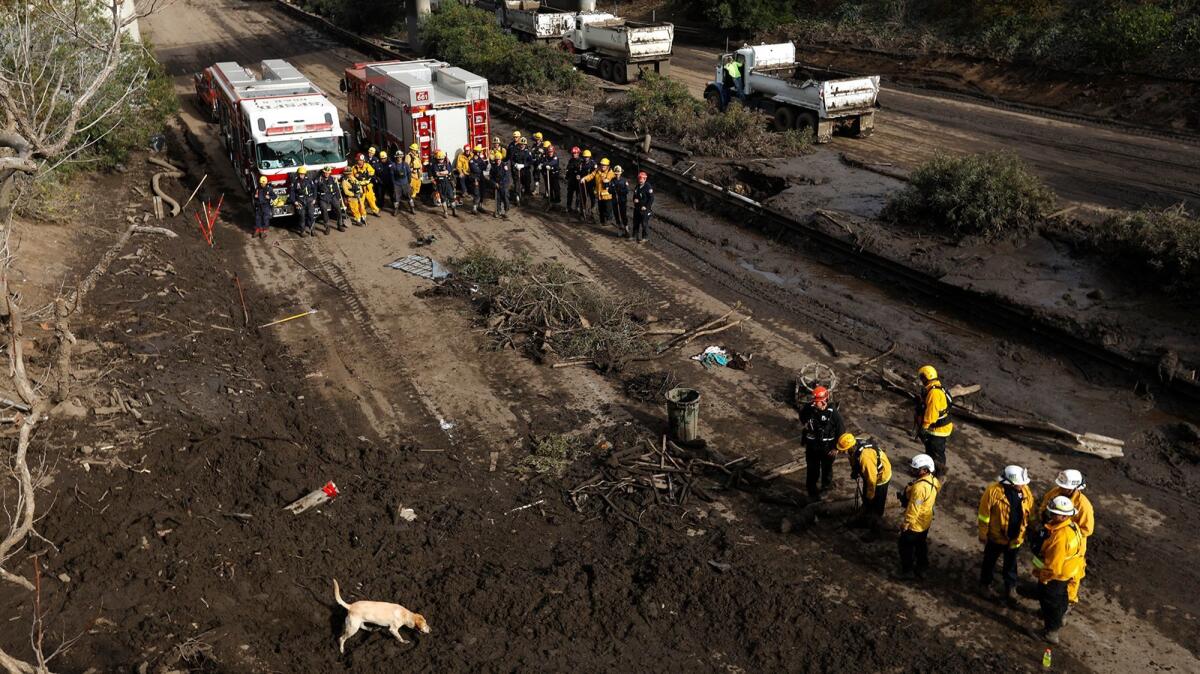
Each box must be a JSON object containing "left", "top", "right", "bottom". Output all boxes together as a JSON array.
[
  {"left": 582, "top": 149, "right": 592, "bottom": 158},
  {"left": 379, "top": 151, "right": 388, "bottom": 159},
  {"left": 533, "top": 132, "right": 543, "bottom": 140},
  {"left": 836, "top": 433, "right": 857, "bottom": 452},
  {"left": 435, "top": 149, "right": 446, "bottom": 159},
  {"left": 512, "top": 131, "right": 521, "bottom": 138},
  {"left": 368, "top": 146, "right": 377, "bottom": 154},
  {"left": 542, "top": 140, "right": 551, "bottom": 148},
  {"left": 259, "top": 176, "right": 268, "bottom": 185},
  {"left": 297, "top": 166, "right": 308, "bottom": 175},
  {"left": 492, "top": 151, "right": 502, "bottom": 160},
  {"left": 474, "top": 144, "right": 484, "bottom": 152},
  {"left": 600, "top": 158, "right": 610, "bottom": 166},
  {"left": 409, "top": 143, "right": 419, "bottom": 151},
  {"left": 917, "top": 365, "right": 938, "bottom": 381}
]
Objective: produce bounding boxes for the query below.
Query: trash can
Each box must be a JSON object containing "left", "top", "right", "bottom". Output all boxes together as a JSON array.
[{"left": 665, "top": 387, "right": 701, "bottom": 442}]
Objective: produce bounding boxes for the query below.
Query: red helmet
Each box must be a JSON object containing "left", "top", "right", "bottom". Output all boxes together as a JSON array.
[
  {"left": 355, "top": 153, "right": 365, "bottom": 161},
  {"left": 464, "top": 144, "right": 471, "bottom": 151},
  {"left": 571, "top": 146, "right": 580, "bottom": 155},
  {"left": 812, "top": 386, "right": 829, "bottom": 402},
  {"left": 637, "top": 171, "right": 648, "bottom": 180}
]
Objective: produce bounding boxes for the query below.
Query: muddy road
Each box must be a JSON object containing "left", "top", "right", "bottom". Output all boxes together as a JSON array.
[
  {"left": 3, "top": 0, "right": 1196, "bottom": 671},
  {"left": 670, "top": 45, "right": 1200, "bottom": 211}
]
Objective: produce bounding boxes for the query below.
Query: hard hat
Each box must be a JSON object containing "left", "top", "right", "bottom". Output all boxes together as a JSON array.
[
  {"left": 543, "top": 140, "right": 551, "bottom": 148},
  {"left": 600, "top": 158, "right": 610, "bottom": 166},
  {"left": 409, "top": 143, "right": 419, "bottom": 151},
  {"left": 379, "top": 151, "right": 388, "bottom": 159},
  {"left": 1047, "top": 495, "right": 1076, "bottom": 517},
  {"left": 1000, "top": 465, "right": 1030, "bottom": 486},
  {"left": 582, "top": 150, "right": 592, "bottom": 158},
  {"left": 518, "top": 137, "right": 528, "bottom": 145},
  {"left": 836, "top": 433, "right": 857, "bottom": 452},
  {"left": 297, "top": 166, "right": 307, "bottom": 174},
  {"left": 917, "top": 365, "right": 939, "bottom": 381},
  {"left": 613, "top": 165, "right": 623, "bottom": 174},
  {"left": 356, "top": 153, "right": 365, "bottom": 161},
  {"left": 1055, "top": 469, "right": 1085, "bottom": 491},
  {"left": 637, "top": 171, "right": 648, "bottom": 180},
  {"left": 533, "top": 132, "right": 543, "bottom": 140},
  {"left": 512, "top": 131, "right": 521, "bottom": 138},
  {"left": 464, "top": 144, "right": 472, "bottom": 151},
  {"left": 259, "top": 176, "right": 268, "bottom": 185},
  {"left": 474, "top": 144, "right": 484, "bottom": 152},
  {"left": 571, "top": 146, "right": 580, "bottom": 154},
  {"left": 911, "top": 454, "right": 935, "bottom": 472},
  {"left": 368, "top": 146, "right": 377, "bottom": 154},
  {"left": 435, "top": 149, "right": 446, "bottom": 158},
  {"left": 322, "top": 165, "right": 332, "bottom": 172},
  {"left": 811, "top": 386, "right": 829, "bottom": 402}
]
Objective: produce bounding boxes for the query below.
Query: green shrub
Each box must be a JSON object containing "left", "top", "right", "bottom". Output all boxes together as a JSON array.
[
  {"left": 1083, "top": 3, "right": 1175, "bottom": 66},
  {"left": 299, "top": 0, "right": 404, "bottom": 32},
  {"left": 615, "top": 74, "right": 811, "bottom": 158},
  {"left": 92, "top": 41, "right": 179, "bottom": 168},
  {"left": 1090, "top": 204, "right": 1200, "bottom": 291},
  {"left": 420, "top": 1, "right": 588, "bottom": 93},
  {"left": 882, "top": 152, "right": 1054, "bottom": 240},
  {"left": 518, "top": 434, "right": 582, "bottom": 477}
]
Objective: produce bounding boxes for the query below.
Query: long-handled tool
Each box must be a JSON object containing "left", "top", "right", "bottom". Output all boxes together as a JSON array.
[{"left": 258, "top": 308, "right": 317, "bottom": 329}]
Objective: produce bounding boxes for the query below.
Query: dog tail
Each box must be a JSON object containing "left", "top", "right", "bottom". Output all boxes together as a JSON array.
[{"left": 333, "top": 578, "right": 350, "bottom": 609}]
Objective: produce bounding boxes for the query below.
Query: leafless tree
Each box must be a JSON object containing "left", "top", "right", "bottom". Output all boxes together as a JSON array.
[{"left": 0, "top": 2, "right": 166, "bottom": 671}]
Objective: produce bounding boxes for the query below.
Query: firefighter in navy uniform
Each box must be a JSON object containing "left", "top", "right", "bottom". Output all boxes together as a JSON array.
[
  {"left": 797, "top": 386, "right": 844, "bottom": 500},
  {"left": 542, "top": 142, "right": 561, "bottom": 210},
  {"left": 468, "top": 144, "right": 489, "bottom": 214},
  {"left": 577, "top": 149, "right": 597, "bottom": 215},
  {"left": 375, "top": 150, "right": 394, "bottom": 212},
  {"left": 490, "top": 150, "right": 512, "bottom": 218},
  {"left": 365, "top": 146, "right": 385, "bottom": 211},
  {"left": 426, "top": 149, "right": 457, "bottom": 218},
  {"left": 632, "top": 171, "right": 654, "bottom": 243},
  {"left": 315, "top": 166, "right": 346, "bottom": 233},
  {"left": 252, "top": 175, "right": 274, "bottom": 239},
  {"left": 565, "top": 147, "right": 584, "bottom": 215},
  {"left": 529, "top": 132, "right": 545, "bottom": 195},
  {"left": 609, "top": 165, "right": 630, "bottom": 236},
  {"left": 289, "top": 166, "right": 319, "bottom": 237},
  {"left": 384, "top": 153, "right": 409, "bottom": 217},
  {"left": 509, "top": 136, "right": 533, "bottom": 205}
]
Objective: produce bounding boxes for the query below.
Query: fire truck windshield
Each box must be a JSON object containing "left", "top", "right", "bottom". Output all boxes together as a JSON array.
[{"left": 256, "top": 136, "right": 345, "bottom": 169}]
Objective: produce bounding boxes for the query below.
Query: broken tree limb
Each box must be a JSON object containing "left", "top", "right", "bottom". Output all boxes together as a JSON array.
[
  {"left": 859, "top": 342, "right": 895, "bottom": 368},
  {"left": 948, "top": 384, "right": 981, "bottom": 398},
  {"left": 763, "top": 457, "right": 807, "bottom": 480},
  {"left": 69, "top": 223, "right": 177, "bottom": 312},
  {"left": 132, "top": 225, "right": 178, "bottom": 238}
]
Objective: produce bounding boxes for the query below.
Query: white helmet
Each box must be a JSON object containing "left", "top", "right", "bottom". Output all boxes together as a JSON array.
[
  {"left": 910, "top": 454, "right": 935, "bottom": 472},
  {"left": 1000, "top": 465, "right": 1030, "bottom": 486},
  {"left": 1055, "top": 469, "right": 1085, "bottom": 491},
  {"left": 1047, "top": 495, "right": 1076, "bottom": 517}
]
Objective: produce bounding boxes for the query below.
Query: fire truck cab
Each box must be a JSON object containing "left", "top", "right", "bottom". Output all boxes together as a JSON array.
[
  {"left": 341, "top": 59, "right": 490, "bottom": 168},
  {"left": 195, "top": 59, "right": 348, "bottom": 217}
]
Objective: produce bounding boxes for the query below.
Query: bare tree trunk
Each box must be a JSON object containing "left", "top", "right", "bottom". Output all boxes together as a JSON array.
[{"left": 52, "top": 299, "right": 73, "bottom": 403}]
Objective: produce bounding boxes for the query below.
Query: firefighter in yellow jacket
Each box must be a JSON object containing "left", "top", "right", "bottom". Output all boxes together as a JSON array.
[
  {"left": 580, "top": 157, "right": 616, "bottom": 225},
  {"left": 1032, "top": 495, "right": 1087, "bottom": 644},
  {"left": 837, "top": 433, "right": 891, "bottom": 540},
  {"left": 1039, "top": 469, "right": 1093, "bottom": 605},
  {"left": 341, "top": 172, "right": 366, "bottom": 225},
  {"left": 403, "top": 143, "right": 423, "bottom": 201},
  {"left": 350, "top": 154, "right": 381, "bottom": 216},
  {"left": 914, "top": 365, "right": 953, "bottom": 479},
  {"left": 896, "top": 454, "right": 940, "bottom": 580},
  {"left": 977, "top": 465, "right": 1035, "bottom": 602}
]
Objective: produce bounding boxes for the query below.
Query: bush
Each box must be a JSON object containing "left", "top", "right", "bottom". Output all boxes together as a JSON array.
[
  {"left": 1090, "top": 204, "right": 1200, "bottom": 291},
  {"left": 299, "top": 0, "right": 404, "bottom": 32},
  {"left": 1083, "top": 3, "right": 1176, "bottom": 67},
  {"left": 882, "top": 152, "right": 1054, "bottom": 240},
  {"left": 420, "top": 1, "right": 588, "bottom": 94},
  {"left": 518, "top": 434, "right": 582, "bottom": 477},
  {"left": 614, "top": 74, "right": 811, "bottom": 158},
  {"left": 93, "top": 41, "right": 179, "bottom": 168}
]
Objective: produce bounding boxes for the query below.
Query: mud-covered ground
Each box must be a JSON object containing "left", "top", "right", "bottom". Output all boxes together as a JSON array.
[{"left": 2, "top": 1, "right": 1199, "bottom": 672}]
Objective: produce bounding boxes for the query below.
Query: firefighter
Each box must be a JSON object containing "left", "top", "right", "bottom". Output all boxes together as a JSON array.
[
  {"left": 375, "top": 150, "right": 394, "bottom": 212},
  {"left": 1039, "top": 470, "right": 1094, "bottom": 606},
  {"left": 490, "top": 150, "right": 512, "bottom": 218},
  {"left": 541, "top": 142, "right": 561, "bottom": 209},
  {"left": 1032, "top": 496, "right": 1086, "bottom": 644},
  {"left": 529, "top": 132, "right": 545, "bottom": 195},
  {"left": 492, "top": 135, "right": 507, "bottom": 160},
  {"left": 896, "top": 454, "right": 940, "bottom": 580},
  {"left": 578, "top": 149, "right": 596, "bottom": 214},
  {"left": 631, "top": 171, "right": 654, "bottom": 243},
  {"left": 289, "top": 166, "right": 319, "bottom": 237},
  {"left": 252, "top": 175, "right": 274, "bottom": 239},
  {"left": 341, "top": 170, "right": 367, "bottom": 225},
  {"left": 455, "top": 145, "right": 472, "bottom": 208},
  {"left": 350, "top": 154, "right": 381, "bottom": 217},
  {"left": 977, "top": 465, "right": 1035, "bottom": 602},
  {"left": 610, "top": 166, "right": 630, "bottom": 235},
  {"left": 837, "top": 433, "right": 891, "bottom": 540},
  {"left": 468, "top": 144, "right": 489, "bottom": 214},
  {"left": 315, "top": 166, "right": 346, "bottom": 233},
  {"left": 384, "top": 152, "right": 411, "bottom": 216},
  {"left": 403, "top": 143, "right": 423, "bottom": 208},
  {"left": 510, "top": 136, "right": 532, "bottom": 204},
  {"left": 565, "top": 146, "right": 584, "bottom": 214},
  {"left": 914, "top": 365, "right": 954, "bottom": 479},
  {"left": 427, "top": 149, "right": 456, "bottom": 218},
  {"left": 506, "top": 131, "right": 523, "bottom": 166},
  {"left": 580, "top": 157, "right": 615, "bottom": 224},
  {"left": 366, "top": 146, "right": 384, "bottom": 209},
  {"left": 798, "top": 386, "right": 844, "bottom": 500}
]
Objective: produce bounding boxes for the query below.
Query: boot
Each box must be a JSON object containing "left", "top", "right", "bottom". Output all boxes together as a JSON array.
[
  {"left": 409, "top": 199, "right": 416, "bottom": 214},
  {"left": 1041, "top": 629, "right": 1060, "bottom": 645},
  {"left": 338, "top": 222, "right": 347, "bottom": 232},
  {"left": 297, "top": 229, "right": 307, "bottom": 238}
]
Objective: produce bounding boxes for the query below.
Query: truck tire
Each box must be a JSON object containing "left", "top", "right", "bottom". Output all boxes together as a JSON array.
[
  {"left": 613, "top": 63, "right": 629, "bottom": 85},
  {"left": 599, "top": 59, "right": 614, "bottom": 82},
  {"left": 704, "top": 87, "right": 724, "bottom": 111},
  {"left": 773, "top": 106, "right": 796, "bottom": 132},
  {"left": 796, "top": 111, "right": 819, "bottom": 137}
]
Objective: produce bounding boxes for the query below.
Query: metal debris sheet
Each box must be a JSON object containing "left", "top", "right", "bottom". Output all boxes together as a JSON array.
[{"left": 386, "top": 254, "right": 450, "bottom": 280}]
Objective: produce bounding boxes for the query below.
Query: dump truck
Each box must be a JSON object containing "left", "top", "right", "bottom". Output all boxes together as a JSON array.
[
  {"left": 495, "top": 0, "right": 574, "bottom": 42},
  {"left": 194, "top": 59, "right": 348, "bottom": 216},
  {"left": 564, "top": 12, "right": 673, "bottom": 83},
  {"left": 703, "top": 42, "right": 880, "bottom": 143},
  {"left": 341, "top": 59, "right": 490, "bottom": 165}
]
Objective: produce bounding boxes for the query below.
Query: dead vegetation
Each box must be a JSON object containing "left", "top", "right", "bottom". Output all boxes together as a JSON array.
[
  {"left": 517, "top": 434, "right": 583, "bottom": 478},
  {"left": 1086, "top": 203, "right": 1200, "bottom": 292}
]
